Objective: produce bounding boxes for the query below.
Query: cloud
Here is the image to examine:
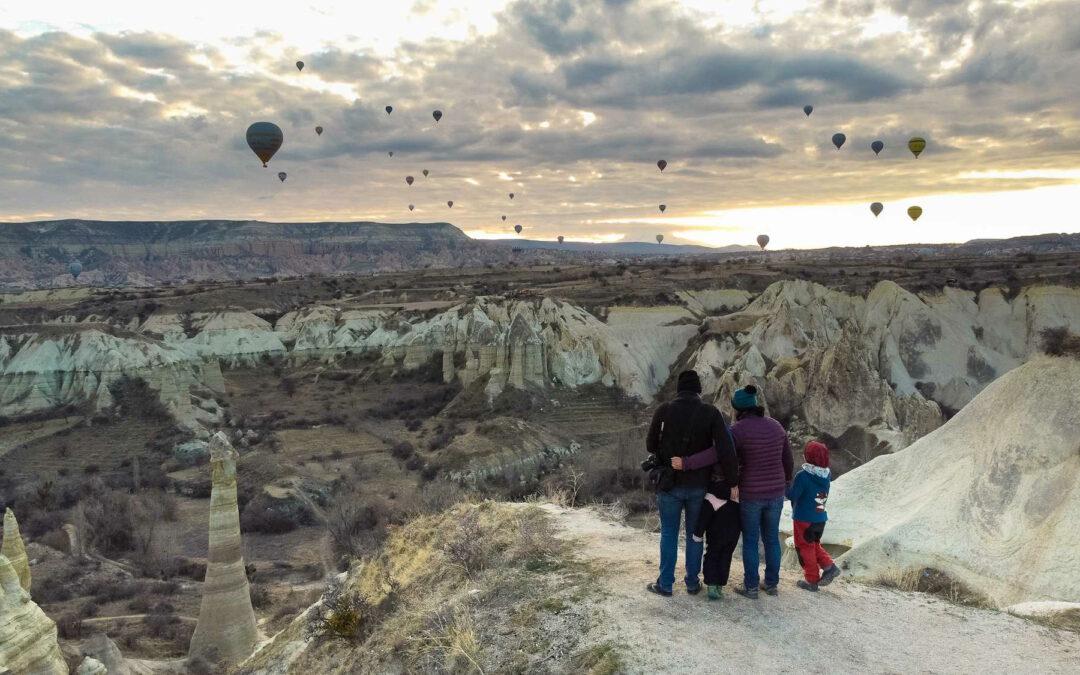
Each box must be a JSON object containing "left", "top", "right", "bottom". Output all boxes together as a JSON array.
[{"left": 0, "top": 0, "right": 1078, "bottom": 248}]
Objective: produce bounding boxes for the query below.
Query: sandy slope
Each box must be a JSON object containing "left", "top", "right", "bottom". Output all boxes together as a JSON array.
[{"left": 541, "top": 504, "right": 1080, "bottom": 674}]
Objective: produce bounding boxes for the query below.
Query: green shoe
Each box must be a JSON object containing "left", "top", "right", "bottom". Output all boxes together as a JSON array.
[{"left": 707, "top": 585, "right": 722, "bottom": 601}]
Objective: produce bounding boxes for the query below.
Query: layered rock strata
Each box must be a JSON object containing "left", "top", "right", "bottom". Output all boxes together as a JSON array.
[
  {"left": 0, "top": 554, "right": 66, "bottom": 675},
  {"left": 1, "top": 509, "right": 30, "bottom": 591},
  {"left": 188, "top": 432, "right": 259, "bottom": 665}
]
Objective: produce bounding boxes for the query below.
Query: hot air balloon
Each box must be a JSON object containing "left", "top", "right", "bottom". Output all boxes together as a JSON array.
[
  {"left": 408, "top": 204, "right": 415, "bottom": 211},
  {"left": 406, "top": 176, "right": 414, "bottom": 186},
  {"left": 831, "top": 133, "right": 846, "bottom": 150},
  {"left": 423, "top": 169, "right": 430, "bottom": 177},
  {"left": 907, "top": 206, "right": 923, "bottom": 221},
  {"left": 388, "top": 151, "right": 394, "bottom": 158},
  {"left": 246, "top": 122, "right": 283, "bottom": 167},
  {"left": 315, "top": 126, "right": 323, "bottom": 136},
  {"left": 68, "top": 261, "right": 82, "bottom": 279},
  {"left": 447, "top": 200, "right": 454, "bottom": 208},
  {"left": 871, "top": 140, "right": 884, "bottom": 155},
  {"left": 508, "top": 193, "right": 514, "bottom": 200},
  {"left": 295, "top": 61, "right": 304, "bottom": 72},
  {"left": 657, "top": 160, "right": 667, "bottom": 172},
  {"left": 658, "top": 204, "right": 666, "bottom": 213},
  {"left": 277, "top": 171, "right": 287, "bottom": 182},
  {"left": 756, "top": 234, "right": 770, "bottom": 250},
  {"left": 870, "top": 202, "right": 883, "bottom": 217},
  {"left": 557, "top": 236, "right": 564, "bottom": 244},
  {"left": 656, "top": 234, "right": 664, "bottom": 244},
  {"left": 803, "top": 105, "right": 813, "bottom": 117},
  {"left": 908, "top": 137, "right": 926, "bottom": 158},
  {"left": 385, "top": 105, "right": 393, "bottom": 115},
  {"left": 432, "top": 110, "right": 443, "bottom": 123},
  {"left": 501, "top": 215, "right": 507, "bottom": 221},
  {"left": 514, "top": 224, "right": 523, "bottom": 234}
]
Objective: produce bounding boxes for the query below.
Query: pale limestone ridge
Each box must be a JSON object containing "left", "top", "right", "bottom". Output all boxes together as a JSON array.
[
  {"left": 1, "top": 509, "right": 30, "bottom": 591},
  {"left": 820, "top": 356, "right": 1080, "bottom": 607},
  {"left": 687, "top": 280, "right": 1080, "bottom": 460},
  {"left": 0, "top": 554, "right": 67, "bottom": 675},
  {"left": 188, "top": 431, "right": 259, "bottom": 666}
]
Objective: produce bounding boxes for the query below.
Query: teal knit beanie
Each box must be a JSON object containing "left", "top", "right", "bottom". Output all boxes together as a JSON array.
[{"left": 731, "top": 384, "right": 760, "bottom": 411}]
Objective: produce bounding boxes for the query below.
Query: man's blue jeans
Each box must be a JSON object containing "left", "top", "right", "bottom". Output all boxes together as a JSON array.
[
  {"left": 657, "top": 486, "right": 705, "bottom": 593},
  {"left": 739, "top": 497, "right": 784, "bottom": 590}
]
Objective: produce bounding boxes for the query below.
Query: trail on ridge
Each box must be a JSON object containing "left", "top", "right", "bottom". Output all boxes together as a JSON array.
[{"left": 540, "top": 504, "right": 1080, "bottom": 674}]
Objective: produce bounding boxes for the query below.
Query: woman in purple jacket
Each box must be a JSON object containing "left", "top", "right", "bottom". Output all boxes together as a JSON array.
[{"left": 729, "top": 384, "right": 793, "bottom": 599}]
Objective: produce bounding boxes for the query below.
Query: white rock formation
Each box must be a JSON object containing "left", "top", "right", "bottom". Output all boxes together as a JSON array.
[
  {"left": 0, "top": 326, "right": 216, "bottom": 431},
  {"left": 1, "top": 508, "right": 30, "bottom": 591},
  {"left": 77, "top": 656, "right": 107, "bottom": 675},
  {"left": 0, "top": 554, "right": 67, "bottom": 675},
  {"left": 189, "top": 432, "right": 259, "bottom": 666},
  {"left": 819, "top": 356, "right": 1080, "bottom": 607},
  {"left": 687, "top": 280, "right": 1080, "bottom": 461},
  {"left": 3, "top": 282, "right": 1077, "bottom": 456}
]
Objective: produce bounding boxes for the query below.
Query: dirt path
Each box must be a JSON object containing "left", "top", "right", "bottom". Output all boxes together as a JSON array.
[
  {"left": 542, "top": 504, "right": 1080, "bottom": 674},
  {"left": 82, "top": 614, "right": 198, "bottom": 625}
]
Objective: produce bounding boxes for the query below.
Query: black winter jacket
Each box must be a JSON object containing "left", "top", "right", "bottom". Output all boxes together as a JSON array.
[{"left": 646, "top": 391, "right": 739, "bottom": 492}]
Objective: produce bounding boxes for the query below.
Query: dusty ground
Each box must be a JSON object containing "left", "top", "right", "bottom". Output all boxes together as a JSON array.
[{"left": 542, "top": 504, "right": 1080, "bottom": 674}]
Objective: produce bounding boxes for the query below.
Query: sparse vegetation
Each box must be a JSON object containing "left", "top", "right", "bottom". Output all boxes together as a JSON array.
[{"left": 1039, "top": 326, "right": 1080, "bottom": 358}]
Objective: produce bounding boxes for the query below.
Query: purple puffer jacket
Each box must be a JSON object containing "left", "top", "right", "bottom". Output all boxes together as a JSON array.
[{"left": 731, "top": 414, "right": 793, "bottom": 501}]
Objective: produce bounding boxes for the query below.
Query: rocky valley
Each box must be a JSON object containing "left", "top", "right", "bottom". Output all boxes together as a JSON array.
[{"left": 2, "top": 246, "right": 1079, "bottom": 673}]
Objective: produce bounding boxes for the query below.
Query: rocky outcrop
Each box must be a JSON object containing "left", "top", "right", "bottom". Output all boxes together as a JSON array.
[
  {"left": 1, "top": 509, "right": 30, "bottom": 592},
  {"left": 77, "top": 656, "right": 107, "bottom": 675},
  {"left": 0, "top": 554, "right": 67, "bottom": 675},
  {"left": 283, "top": 297, "right": 683, "bottom": 399},
  {"left": 3, "top": 281, "right": 1078, "bottom": 462},
  {"left": 819, "top": 356, "right": 1080, "bottom": 607},
  {"left": 0, "top": 326, "right": 221, "bottom": 434},
  {"left": 188, "top": 432, "right": 259, "bottom": 666},
  {"left": 79, "top": 632, "right": 154, "bottom": 675},
  {"left": 686, "top": 280, "right": 1080, "bottom": 465}
]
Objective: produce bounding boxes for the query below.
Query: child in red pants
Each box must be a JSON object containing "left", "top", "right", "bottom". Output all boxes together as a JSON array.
[{"left": 786, "top": 441, "right": 840, "bottom": 591}]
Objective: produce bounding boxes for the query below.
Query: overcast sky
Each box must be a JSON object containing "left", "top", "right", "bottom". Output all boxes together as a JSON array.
[{"left": 1, "top": 0, "right": 1079, "bottom": 248}]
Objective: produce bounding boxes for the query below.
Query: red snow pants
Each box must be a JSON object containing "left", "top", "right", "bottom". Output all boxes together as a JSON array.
[{"left": 793, "top": 520, "right": 834, "bottom": 584}]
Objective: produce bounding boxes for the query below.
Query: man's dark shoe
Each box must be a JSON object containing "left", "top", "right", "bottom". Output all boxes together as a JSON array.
[
  {"left": 736, "top": 586, "right": 759, "bottom": 600},
  {"left": 646, "top": 583, "right": 672, "bottom": 597},
  {"left": 763, "top": 584, "right": 779, "bottom": 596},
  {"left": 820, "top": 565, "right": 841, "bottom": 586},
  {"left": 686, "top": 584, "right": 702, "bottom": 596},
  {"left": 797, "top": 580, "right": 819, "bottom": 592}
]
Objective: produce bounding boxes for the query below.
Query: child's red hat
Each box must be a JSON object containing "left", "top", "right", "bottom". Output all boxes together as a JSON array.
[{"left": 804, "top": 441, "right": 829, "bottom": 468}]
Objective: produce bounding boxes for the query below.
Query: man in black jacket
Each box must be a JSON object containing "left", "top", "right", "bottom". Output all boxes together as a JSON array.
[{"left": 645, "top": 370, "right": 739, "bottom": 596}]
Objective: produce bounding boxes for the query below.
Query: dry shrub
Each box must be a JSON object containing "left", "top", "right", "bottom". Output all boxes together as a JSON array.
[
  {"left": 1040, "top": 326, "right": 1080, "bottom": 358},
  {"left": 304, "top": 576, "right": 399, "bottom": 643},
  {"left": 409, "top": 608, "right": 484, "bottom": 674},
  {"left": 507, "top": 511, "right": 560, "bottom": 567},
  {"left": 878, "top": 567, "right": 991, "bottom": 607},
  {"left": 56, "top": 614, "right": 84, "bottom": 639},
  {"left": 442, "top": 509, "right": 488, "bottom": 576},
  {"left": 325, "top": 497, "right": 395, "bottom": 567}
]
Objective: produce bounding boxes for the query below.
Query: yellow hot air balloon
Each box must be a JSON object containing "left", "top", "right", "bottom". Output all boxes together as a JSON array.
[
  {"left": 908, "top": 137, "right": 926, "bottom": 158},
  {"left": 907, "top": 206, "right": 923, "bottom": 221}
]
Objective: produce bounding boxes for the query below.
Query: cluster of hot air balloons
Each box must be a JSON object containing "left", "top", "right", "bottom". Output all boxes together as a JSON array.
[{"left": 229, "top": 58, "right": 940, "bottom": 266}]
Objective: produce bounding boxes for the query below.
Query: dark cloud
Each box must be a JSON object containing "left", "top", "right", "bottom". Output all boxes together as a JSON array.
[{"left": 0, "top": 0, "right": 1078, "bottom": 245}]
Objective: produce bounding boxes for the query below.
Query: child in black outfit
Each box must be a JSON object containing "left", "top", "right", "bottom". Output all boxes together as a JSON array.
[{"left": 692, "top": 471, "right": 741, "bottom": 600}]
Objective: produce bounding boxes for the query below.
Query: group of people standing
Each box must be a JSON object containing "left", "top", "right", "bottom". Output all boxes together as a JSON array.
[{"left": 645, "top": 370, "right": 840, "bottom": 600}]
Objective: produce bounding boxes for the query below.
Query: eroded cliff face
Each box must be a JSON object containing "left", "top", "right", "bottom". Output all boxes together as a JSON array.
[
  {"left": 685, "top": 281, "right": 1080, "bottom": 465},
  {"left": 2, "top": 281, "right": 1078, "bottom": 461},
  {"left": 821, "top": 356, "right": 1080, "bottom": 607},
  {"left": 0, "top": 555, "right": 67, "bottom": 675}
]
